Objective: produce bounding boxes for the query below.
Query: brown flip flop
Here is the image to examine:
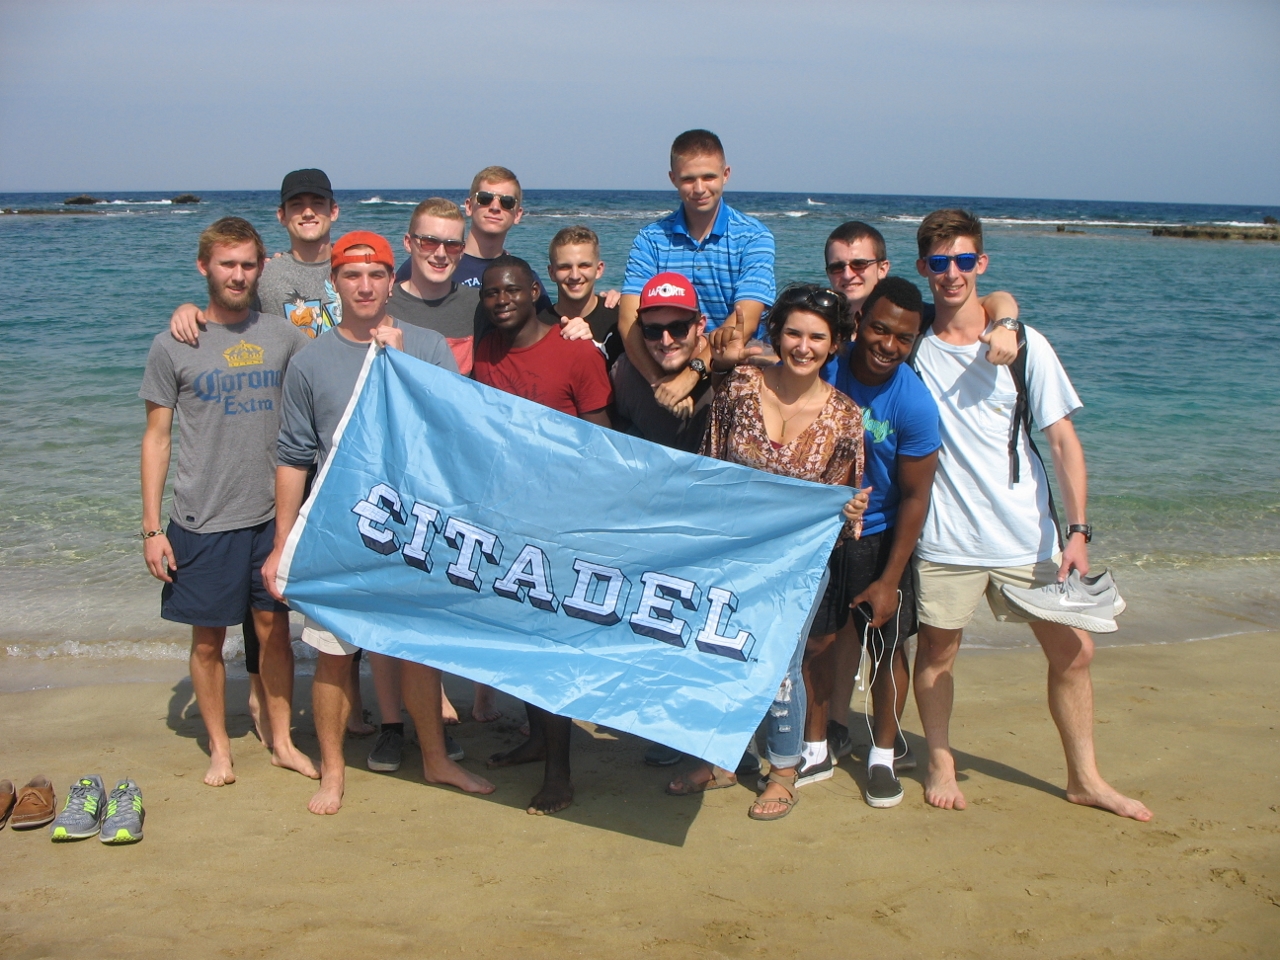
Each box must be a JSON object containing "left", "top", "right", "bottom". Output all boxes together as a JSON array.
[
  {"left": 9, "top": 776, "right": 57, "bottom": 830},
  {"left": 666, "top": 765, "right": 738, "bottom": 796},
  {"left": 0, "top": 780, "right": 14, "bottom": 829}
]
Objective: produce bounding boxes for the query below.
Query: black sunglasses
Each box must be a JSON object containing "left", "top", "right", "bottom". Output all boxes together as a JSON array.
[
  {"left": 640, "top": 318, "right": 697, "bottom": 341},
  {"left": 474, "top": 190, "right": 518, "bottom": 211},
  {"left": 409, "top": 234, "right": 466, "bottom": 254},
  {"left": 778, "top": 286, "right": 842, "bottom": 312}
]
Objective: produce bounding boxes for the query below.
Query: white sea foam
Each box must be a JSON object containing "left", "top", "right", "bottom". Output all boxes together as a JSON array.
[
  {"left": 358, "top": 196, "right": 416, "bottom": 205},
  {"left": 806, "top": 198, "right": 826, "bottom": 206},
  {"left": 105, "top": 199, "right": 174, "bottom": 205},
  {"left": 881, "top": 213, "right": 1167, "bottom": 229}
]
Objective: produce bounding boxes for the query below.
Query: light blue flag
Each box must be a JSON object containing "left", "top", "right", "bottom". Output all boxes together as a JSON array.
[{"left": 279, "top": 345, "right": 850, "bottom": 771}]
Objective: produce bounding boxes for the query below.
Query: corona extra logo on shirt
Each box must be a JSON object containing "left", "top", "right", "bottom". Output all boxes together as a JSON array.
[{"left": 223, "top": 340, "right": 264, "bottom": 368}]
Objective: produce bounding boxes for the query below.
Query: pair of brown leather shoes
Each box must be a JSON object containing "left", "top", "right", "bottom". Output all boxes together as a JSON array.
[{"left": 5, "top": 776, "right": 57, "bottom": 830}]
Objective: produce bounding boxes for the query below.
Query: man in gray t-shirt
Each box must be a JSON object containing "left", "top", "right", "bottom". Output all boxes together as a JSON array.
[
  {"left": 140, "top": 216, "right": 317, "bottom": 790},
  {"left": 262, "top": 230, "right": 495, "bottom": 817},
  {"left": 168, "top": 168, "right": 344, "bottom": 342}
]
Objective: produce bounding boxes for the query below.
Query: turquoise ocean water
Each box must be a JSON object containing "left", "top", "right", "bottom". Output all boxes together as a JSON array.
[{"left": 1, "top": 189, "right": 1277, "bottom": 664}]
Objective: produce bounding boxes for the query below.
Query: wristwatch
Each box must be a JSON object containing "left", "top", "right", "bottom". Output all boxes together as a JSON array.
[
  {"left": 994, "top": 317, "right": 1019, "bottom": 331},
  {"left": 688, "top": 358, "right": 709, "bottom": 379},
  {"left": 1067, "top": 523, "right": 1093, "bottom": 543}
]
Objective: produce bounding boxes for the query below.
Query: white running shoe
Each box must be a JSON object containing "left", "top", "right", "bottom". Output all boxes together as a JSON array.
[{"left": 1001, "top": 569, "right": 1126, "bottom": 634}]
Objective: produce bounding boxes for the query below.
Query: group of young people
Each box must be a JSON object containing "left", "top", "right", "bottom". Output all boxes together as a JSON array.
[{"left": 139, "top": 129, "right": 1152, "bottom": 825}]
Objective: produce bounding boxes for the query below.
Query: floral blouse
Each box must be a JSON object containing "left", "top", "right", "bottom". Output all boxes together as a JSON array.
[{"left": 701, "top": 366, "right": 864, "bottom": 540}]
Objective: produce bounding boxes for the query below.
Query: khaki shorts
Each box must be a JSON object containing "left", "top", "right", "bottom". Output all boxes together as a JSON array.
[
  {"left": 300, "top": 616, "right": 360, "bottom": 656},
  {"left": 914, "top": 555, "right": 1062, "bottom": 630}
]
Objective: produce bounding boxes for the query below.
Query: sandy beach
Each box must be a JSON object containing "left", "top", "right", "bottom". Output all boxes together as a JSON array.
[{"left": 1, "top": 632, "right": 1276, "bottom": 959}]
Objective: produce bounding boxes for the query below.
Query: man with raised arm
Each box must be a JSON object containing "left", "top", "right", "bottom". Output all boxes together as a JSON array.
[
  {"left": 821, "top": 221, "right": 1021, "bottom": 774},
  {"left": 262, "top": 230, "right": 495, "bottom": 815},
  {"left": 139, "top": 216, "right": 316, "bottom": 787},
  {"left": 472, "top": 255, "right": 612, "bottom": 816},
  {"left": 618, "top": 130, "right": 775, "bottom": 418},
  {"left": 909, "top": 209, "right": 1150, "bottom": 821}
]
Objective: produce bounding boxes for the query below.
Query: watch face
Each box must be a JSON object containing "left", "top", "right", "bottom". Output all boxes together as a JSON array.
[{"left": 689, "top": 359, "right": 707, "bottom": 375}]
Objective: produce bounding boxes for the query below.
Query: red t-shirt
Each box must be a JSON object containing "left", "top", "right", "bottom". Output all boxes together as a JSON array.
[{"left": 473, "top": 324, "right": 612, "bottom": 416}]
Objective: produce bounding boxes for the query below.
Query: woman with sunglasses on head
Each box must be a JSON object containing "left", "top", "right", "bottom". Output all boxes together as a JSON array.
[{"left": 665, "top": 284, "right": 866, "bottom": 820}]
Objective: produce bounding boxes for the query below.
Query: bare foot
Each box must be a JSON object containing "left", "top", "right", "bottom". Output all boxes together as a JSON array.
[
  {"left": 204, "top": 753, "right": 236, "bottom": 787},
  {"left": 441, "top": 685, "right": 460, "bottom": 726},
  {"left": 487, "top": 737, "right": 546, "bottom": 769},
  {"left": 271, "top": 743, "right": 320, "bottom": 779},
  {"left": 423, "top": 757, "right": 496, "bottom": 795},
  {"left": 923, "top": 755, "right": 967, "bottom": 810},
  {"left": 1067, "top": 783, "right": 1153, "bottom": 822},
  {"left": 471, "top": 684, "right": 502, "bottom": 723},
  {"left": 527, "top": 776, "right": 574, "bottom": 815},
  {"left": 307, "top": 775, "right": 344, "bottom": 815}
]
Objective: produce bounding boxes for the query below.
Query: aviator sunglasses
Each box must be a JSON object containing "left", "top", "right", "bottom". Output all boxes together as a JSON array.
[
  {"left": 409, "top": 234, "right": 466, "bottom": 254},
  {"left": 925, "top": 253, "right": 980, "bottom": 273},
  {"left": 474, "top": 190, "right": 518, "bottom": 211},
  {"left": 640, "top": 318, "right": 697, "bottom": 341},
  {"left": 825, "top": 257, "right": 883, "bottom": 275}
]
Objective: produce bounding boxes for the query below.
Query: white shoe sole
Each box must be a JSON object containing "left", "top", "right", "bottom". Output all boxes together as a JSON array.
[
  {"left": 1001, "top": 592, "right": 1119, "bottom": 634},
  {"left": 864, "top": 788, "right": 904, "bottom": 808}
]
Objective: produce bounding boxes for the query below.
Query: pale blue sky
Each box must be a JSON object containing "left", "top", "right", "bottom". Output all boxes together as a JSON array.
[{"left": 1, "top": 0, "right": 1276, "bottom": 204}]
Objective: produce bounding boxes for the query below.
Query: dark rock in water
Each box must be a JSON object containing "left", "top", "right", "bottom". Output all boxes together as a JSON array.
[
  {"left": 170, "top": 193, "right": 201, "bottom": 204},
  {"left": 63, "top": 194, "right": 103, "bottom": 205},
  {"left": 1152, "top": 225, "right": 1279, "bottom": 241},
  {"left": 1264, "top": 215, "right": 1278, "bottom": 225}
]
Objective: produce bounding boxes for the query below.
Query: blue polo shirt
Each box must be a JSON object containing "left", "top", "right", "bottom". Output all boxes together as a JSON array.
[
  {"left": 623, "top": 201, "right": 776, "bottom": 333},
  {"left": 834, "top": 359, "right": 940, "bottom": 537}
]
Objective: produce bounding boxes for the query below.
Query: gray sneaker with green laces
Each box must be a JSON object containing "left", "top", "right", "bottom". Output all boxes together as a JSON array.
[
  {"left": 50, "top": 775, "right": 106, "bottom": 841},
  {"left": 100, "top": 779, "right": 144, "bottom": 844}
]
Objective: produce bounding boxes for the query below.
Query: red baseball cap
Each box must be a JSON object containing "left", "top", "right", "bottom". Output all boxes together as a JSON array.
[
  {"left": 331, "top": 230, "right": 396, "bottom": 270},
  {"left": 639, "top": 272, "right": 699, "bottom": 313}
]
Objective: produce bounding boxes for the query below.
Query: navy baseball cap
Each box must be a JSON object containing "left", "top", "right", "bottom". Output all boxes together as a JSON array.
[{"left": 280, "top": 169, "right": 333, "bottom": 205}]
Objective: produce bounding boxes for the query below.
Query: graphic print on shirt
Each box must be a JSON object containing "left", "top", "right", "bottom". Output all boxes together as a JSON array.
[
  {"left": 862, "top": 403, "right": 895, "bottom": 445},
  {"left": 190, "top": 341, "right": 284, "bottom": 415},
  {"left": 283, "top": 281, "right": 341, "bottom": 338}
]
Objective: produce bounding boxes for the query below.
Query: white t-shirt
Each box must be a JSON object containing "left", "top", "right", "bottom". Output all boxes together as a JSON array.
[{"left": 913, "top": 324, "right": 1082, "bottom": 566}]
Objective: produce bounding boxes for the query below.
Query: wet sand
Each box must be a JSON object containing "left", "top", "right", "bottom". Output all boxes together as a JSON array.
[{"left": 1, "top": 632, "right": 1276, "bottom": 959}]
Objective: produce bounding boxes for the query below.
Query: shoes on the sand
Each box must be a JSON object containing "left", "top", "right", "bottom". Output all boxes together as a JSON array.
[
  {"left": 735, "top": 749, "right": 761, "bottom": 779},
  {"left": 445, "top": 734, "right": 465, "bottom": 762},
  {"left": 827, "top": 720, "right": 853, "bottom": 761},
  {"left": 864, "top": 764, "right": 904, "bottom": 808},
  {"left": 100, "top": 780, "right": 144, "bottom": 844},
  {"left": 0, "top": 780, "right": 14, "bottom": 829},
  {"left": 1001, "top": 569, "right": 1126, "bottom": 634},
  {"left": 644, "top": 742, "right": 684, "bottom": 767},
  {"left": 9, "top": 776, "right": 57, "bottom": 830},
  {"left": 51, "top": 775, "right": 107, "bottom": 841},
  {"left": 367, "top": 728, "right": 405, "bottom": 772},
  {"left": 794, "top": 751, "right": 834, "bottom": 788}
]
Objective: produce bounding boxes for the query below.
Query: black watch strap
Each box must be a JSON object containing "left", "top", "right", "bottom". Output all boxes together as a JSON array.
[{"left": 1067, "top": 523, "right": 1093, "bottom": 543}]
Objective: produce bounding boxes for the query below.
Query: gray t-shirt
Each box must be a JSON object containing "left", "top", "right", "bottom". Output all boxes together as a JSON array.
[
  {"left": 386, "top": 281, "right": 485, "bottom": 374},
  {"left": 139, "top": 311, "right": 310, "bottom": 533},
  {"left": 278, "top": 321, "right": 458, "bottom": 471},
  {"left": 254, "top": 255, "right": 342, "bottom": 340},
  {"left": 611, "top": 354, "right": 714, "bottom": 453}
]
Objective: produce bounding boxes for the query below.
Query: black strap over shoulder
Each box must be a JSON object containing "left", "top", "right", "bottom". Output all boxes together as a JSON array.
[{"left": 909, "top": 316, "right": 1062, "bottom": 549}]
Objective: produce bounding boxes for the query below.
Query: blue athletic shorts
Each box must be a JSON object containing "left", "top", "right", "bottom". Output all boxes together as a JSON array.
[{"left": 161, "top": 519, "right": 288, "bottom": 628}]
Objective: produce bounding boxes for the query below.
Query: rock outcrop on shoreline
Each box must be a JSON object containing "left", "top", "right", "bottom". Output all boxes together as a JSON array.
[
  {"left": 62, "top": 194, "right": 102, "bottom": 205},
  {"left": 170, "top": 193, "right": 201, "bottom": 204},
  {"left": 1152, "top": 224, "right": 1279, "bottom": 240}
]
